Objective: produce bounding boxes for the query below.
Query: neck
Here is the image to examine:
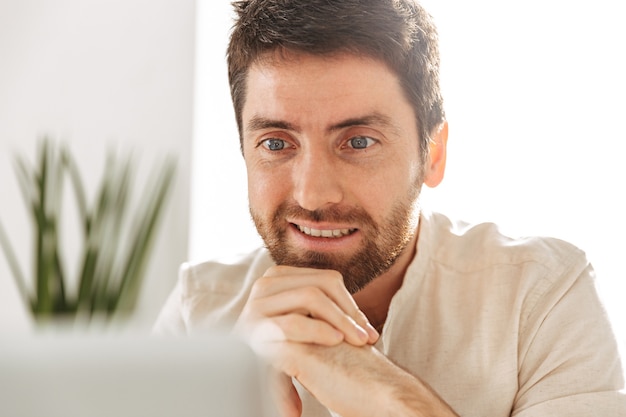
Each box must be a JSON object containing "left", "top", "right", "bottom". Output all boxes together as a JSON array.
[{"left": 352, "top": 228, "right": 418, "bottom": 331}]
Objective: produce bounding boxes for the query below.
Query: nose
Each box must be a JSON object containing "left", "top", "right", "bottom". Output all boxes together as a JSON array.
[{"left": 292, "top": 149, "right": 343, "bottom": 211}]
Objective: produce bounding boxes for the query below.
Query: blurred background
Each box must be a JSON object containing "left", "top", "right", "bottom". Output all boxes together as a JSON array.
[
  {"left": 1, "top": 0, "right": 624, "bottom": 366},
  {"left": 0, "top": 0, "right": 194, "bottom": 331}
]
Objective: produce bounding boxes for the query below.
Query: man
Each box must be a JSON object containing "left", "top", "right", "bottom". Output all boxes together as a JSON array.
[{"left": 155, "top": 0, "right": 625, "bottom": 416}]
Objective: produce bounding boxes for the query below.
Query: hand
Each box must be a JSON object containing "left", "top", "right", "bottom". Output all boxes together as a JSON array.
[
  {"left": 234, "top": 265, "right": 379, "bottom": 351},
  {"left": 233, "top": 265, "right": 379, "bottom": 416}
]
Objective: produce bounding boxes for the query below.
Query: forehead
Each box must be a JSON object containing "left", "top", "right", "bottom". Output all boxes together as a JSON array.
[
  {"left": 249, "top": 50, "right": 395, "bottom": 90},
  {"left": 242, "top": 52, "right": 413, "bottom": 130}
]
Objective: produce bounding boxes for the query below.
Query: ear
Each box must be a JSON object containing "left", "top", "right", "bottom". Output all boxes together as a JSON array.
[{"left": 423, "top": 121, "right": 448, "bottom": 188}]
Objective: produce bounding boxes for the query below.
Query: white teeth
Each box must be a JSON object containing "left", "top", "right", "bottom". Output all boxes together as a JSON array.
[{"left": 296, "top": 225, "right": 354, "bottom": 238}]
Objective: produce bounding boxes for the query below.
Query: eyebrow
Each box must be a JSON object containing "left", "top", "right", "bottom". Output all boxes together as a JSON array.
[
  {"left": 328, "top": 113, "right": 398, "bottom": 134},
  {"left": 245, "top": 112, "right": 400, "bottom": 135},
  {"left": 245, "top": 117, "right": 299, "bottom": 134}
]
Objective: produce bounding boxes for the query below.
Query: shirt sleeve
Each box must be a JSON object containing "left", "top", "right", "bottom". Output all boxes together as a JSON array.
[
  {"left": 513, "top": 263, "right": 626, "bottom": 416},
  {"left": 152, "top": 264, "right": 188, "bottom": 336}
]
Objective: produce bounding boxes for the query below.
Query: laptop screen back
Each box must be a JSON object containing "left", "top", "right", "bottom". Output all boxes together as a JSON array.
[{"left": 0, "top": 333, "right": 274, "bottom": 417}]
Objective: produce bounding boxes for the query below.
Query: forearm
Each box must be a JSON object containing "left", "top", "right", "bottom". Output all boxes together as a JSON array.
[
  {"left": 383, "top": 361, "right": 460, "bottom": 417},
  {"left": 280, "top": 342, "right": 459, "bottom": 417}
]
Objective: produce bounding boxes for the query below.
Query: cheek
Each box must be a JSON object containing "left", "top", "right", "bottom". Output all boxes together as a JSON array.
[
  {"left": 246, "top": 162, "right": 288, "bottom": 214},
  {"left": 374, "top": 157, "right": 419, "bottom": 189},
  {"left": 360, "top": 159, "right": 420, "bottom": 212},
  {"left": 357, "top": 181, "right": 396, "bottom": 217},
  {"left": 246, "top": 169, "right": 264, "bottom": 210}
]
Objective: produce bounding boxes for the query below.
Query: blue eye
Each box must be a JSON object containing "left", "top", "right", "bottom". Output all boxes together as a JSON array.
[
  {"left": 349, "top": 136, "right": 375, "bottom": 149},
  {"left": 262, "top": 138, "right": 286, "bottom": 151}
]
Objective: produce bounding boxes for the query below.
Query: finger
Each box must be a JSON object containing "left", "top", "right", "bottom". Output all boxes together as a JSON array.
[
  {"left": 247, "top": 286, "right": 369, "bottom": 345},
  {"left": 246, "top": 316, "right": 343, "bottom": 353},
  {"left": 254, "top": 266, "right": 378, "bottom": 342},
  {"left": 356, "top": 311, "right": 380, "bottom": 344},
  {"left": 273, "top": 314, "right": 345, "bottom": 346}
]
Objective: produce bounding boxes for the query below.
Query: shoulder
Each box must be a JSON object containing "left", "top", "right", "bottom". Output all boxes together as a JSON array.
[
  {"left": 413, "top": 210, "right": 594, "bottom": 325},
  {"left": 419, "top": 210, "right": 589, "bottom": 278},
  {"left": 179, "top": 248, "right": 275, "bottom": 294},
  {"left": 155, "top": 247, "right": 275, "bottom": 334}
]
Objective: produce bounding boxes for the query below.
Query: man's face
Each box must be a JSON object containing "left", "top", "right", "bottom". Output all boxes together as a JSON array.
[{"left": 241, "top": 52, "right": 425, "bottom": 293}]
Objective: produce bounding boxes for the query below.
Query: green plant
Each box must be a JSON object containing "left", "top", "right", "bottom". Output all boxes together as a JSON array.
[{"left": 0, "top": 139, "right": 176, "bottom": 323}]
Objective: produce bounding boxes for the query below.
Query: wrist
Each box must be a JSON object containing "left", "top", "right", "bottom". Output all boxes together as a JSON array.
[{"left": 377, "top": 354, "right": 459, "bottom": 417}]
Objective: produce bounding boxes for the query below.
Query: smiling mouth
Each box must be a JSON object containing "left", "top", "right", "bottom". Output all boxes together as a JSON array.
[{"left": 294, "top": 224, "right": 357, "bottom": 238}]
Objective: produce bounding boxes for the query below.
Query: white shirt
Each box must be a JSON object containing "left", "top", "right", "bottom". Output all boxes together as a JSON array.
[{"left": 154, "top": 210, "right": 626, "bottom": 416}]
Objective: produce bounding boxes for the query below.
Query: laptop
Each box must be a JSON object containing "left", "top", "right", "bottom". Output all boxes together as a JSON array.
[{"left": 0, "top": 332, "right": 275, "bottom": 417}]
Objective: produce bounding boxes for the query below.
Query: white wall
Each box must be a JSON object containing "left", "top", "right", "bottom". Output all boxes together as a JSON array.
[
  {"left": 189, "top": 0, "right": 262, "bottom": 266},
  {"left": 420, "top": 0, "right": 626, "bottom": 354},
  {"left": 191, "top": 0, "right": 625, "bottom": 356},
  {"left": 0, "top": 0, "right": 195, "bottom": 332}
]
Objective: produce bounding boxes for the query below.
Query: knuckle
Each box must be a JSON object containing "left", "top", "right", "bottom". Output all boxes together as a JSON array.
[
  {"left": 251, "top": 277, "right": 270, "bottom": 294},
  {"left": 267, "top": 265, "right": 289, "bottom": 275},
  {"left": 299, "top": 286, "right": 323, "bottom": 304},
  {"left": 266, "top": 264, "right": 296, "bottom": 277},
  {"left": 250, "top": 275, "right": 278, "bottom": 296},
  {"left": 326, "top": 269, "right": 345, "bottom": 288},
  {"left": 276, "top": 314, "right": 301, "bottom": 334}
]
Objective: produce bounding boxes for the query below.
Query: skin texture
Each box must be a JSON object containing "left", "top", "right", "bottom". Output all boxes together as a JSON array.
[{"left": 235, "top": 52, "right": 452, "bottom": 417}]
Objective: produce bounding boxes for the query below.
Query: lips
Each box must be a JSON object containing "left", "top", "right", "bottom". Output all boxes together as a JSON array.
[{"left": 294, "top": 224, "right": 357, "bottom": 238}]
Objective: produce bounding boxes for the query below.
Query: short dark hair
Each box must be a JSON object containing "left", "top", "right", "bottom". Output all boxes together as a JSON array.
[{"left": 227, "top": 0, "right": 445, "bottom": 159}]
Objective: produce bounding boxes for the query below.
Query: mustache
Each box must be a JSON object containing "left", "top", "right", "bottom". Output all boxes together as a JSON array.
[{"left": 273, "top": 201, "right": 377, "bottom": 229}]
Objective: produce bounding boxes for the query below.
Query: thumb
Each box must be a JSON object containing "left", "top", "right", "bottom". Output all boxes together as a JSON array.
[{"left": 272, "top": 372, "right": 303, "bottom": 417}]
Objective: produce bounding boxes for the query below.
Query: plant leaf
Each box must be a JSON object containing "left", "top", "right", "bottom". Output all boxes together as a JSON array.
[
  {"left": 91, "top": 158, "right": 132, "bottom": 311},
  {"left": 0, "top": 220, "right": 31, "bottom": 308},
  {"left": 14, "top": 156, "right": 38, "bottom": 210},
  {"left": 90, "top": 154, "right": 133, "bottom": 313},
  {"left": 48, "top": 142, "right": 67, "bottom": 314},
  {"left": 110, "top": 156, "right": 176, "bottom": 314},
  {"left": 61, "top": 146, "right": 90, "bottom": 236},
  {"left": 33, "top": 140, "right": 52, "bottom": 315}
]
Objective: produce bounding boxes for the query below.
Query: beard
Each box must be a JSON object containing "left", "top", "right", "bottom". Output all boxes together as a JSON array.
[{"left": 250, "top": 189, "right": 421, "bottom": 294}]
